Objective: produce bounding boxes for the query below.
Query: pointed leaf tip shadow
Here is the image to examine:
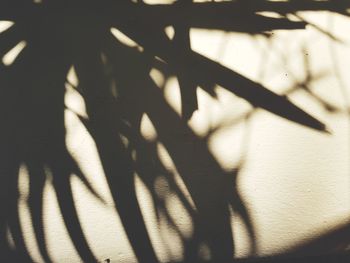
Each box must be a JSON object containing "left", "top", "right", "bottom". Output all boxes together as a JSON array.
[
  {"left": 74, "top": 163, "right": 107, "bottom": 204},
  {"left": 114, "top": 18, "right": 328, "bottom": 132},
  {"left": 64, "top": 117, "right": 107, "bottom": 204},
  {"left": 187, "top": 51, "right": 328, "bottom": 132},
  {"left": 184, "top": 51, "right": 328, "bottom": 133}
]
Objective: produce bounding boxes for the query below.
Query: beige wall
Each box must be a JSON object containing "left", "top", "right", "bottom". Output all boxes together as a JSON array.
[{"left": 4, "top": 5, "right": 350, "bottom": 263}]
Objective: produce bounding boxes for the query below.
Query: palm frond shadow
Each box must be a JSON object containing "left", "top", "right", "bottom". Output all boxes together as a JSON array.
[{"left": 0, "top": 1, "right": 349, "bottom": 262}]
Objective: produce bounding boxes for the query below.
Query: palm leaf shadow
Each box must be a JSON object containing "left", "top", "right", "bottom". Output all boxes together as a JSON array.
[
  {"left": 101, "top": 34, "right": 253, "bottom": 262},
  {"left": 0, "top": 1, "right": 349, "bottom": 262}
]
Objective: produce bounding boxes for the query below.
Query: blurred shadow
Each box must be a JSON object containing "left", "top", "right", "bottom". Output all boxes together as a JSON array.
[{"left": 0, "top": 0, "right": 349, "bottom": 262}]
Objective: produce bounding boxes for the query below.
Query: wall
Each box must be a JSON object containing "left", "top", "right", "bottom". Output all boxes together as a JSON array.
[{"left": 1, "top": 1, "right": 350, "bottom": 262}]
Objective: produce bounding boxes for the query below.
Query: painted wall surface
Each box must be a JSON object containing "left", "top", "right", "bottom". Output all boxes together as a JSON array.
[{"left": 1, "top": 2, "right": 350, "bottom": 263}]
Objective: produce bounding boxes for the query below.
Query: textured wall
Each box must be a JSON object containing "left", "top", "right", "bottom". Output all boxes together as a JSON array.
[{"left": 2, "top": 2, "right": 350, "bottom": 263}]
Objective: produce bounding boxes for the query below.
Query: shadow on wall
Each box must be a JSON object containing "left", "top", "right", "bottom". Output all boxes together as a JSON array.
[{"left": 0, "top": 0, "right": 349, "bottom": 262}]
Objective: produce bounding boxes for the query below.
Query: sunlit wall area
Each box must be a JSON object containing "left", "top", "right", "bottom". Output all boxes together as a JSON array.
[
  {"left": 189, "top": 11, "right": 350, "bottom": 257},
  {"left": 1, "top": 2, "right": 350, "bottom": 263}
]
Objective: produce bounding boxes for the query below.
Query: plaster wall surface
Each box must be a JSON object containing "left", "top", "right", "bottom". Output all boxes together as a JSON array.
[{"left": 3, "top": 4, "right": 350, "bottom": 263}]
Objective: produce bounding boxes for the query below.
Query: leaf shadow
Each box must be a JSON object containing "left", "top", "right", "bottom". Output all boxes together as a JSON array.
[{"left": 0, "top": 1, "right": 348, "bottom": 262}]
